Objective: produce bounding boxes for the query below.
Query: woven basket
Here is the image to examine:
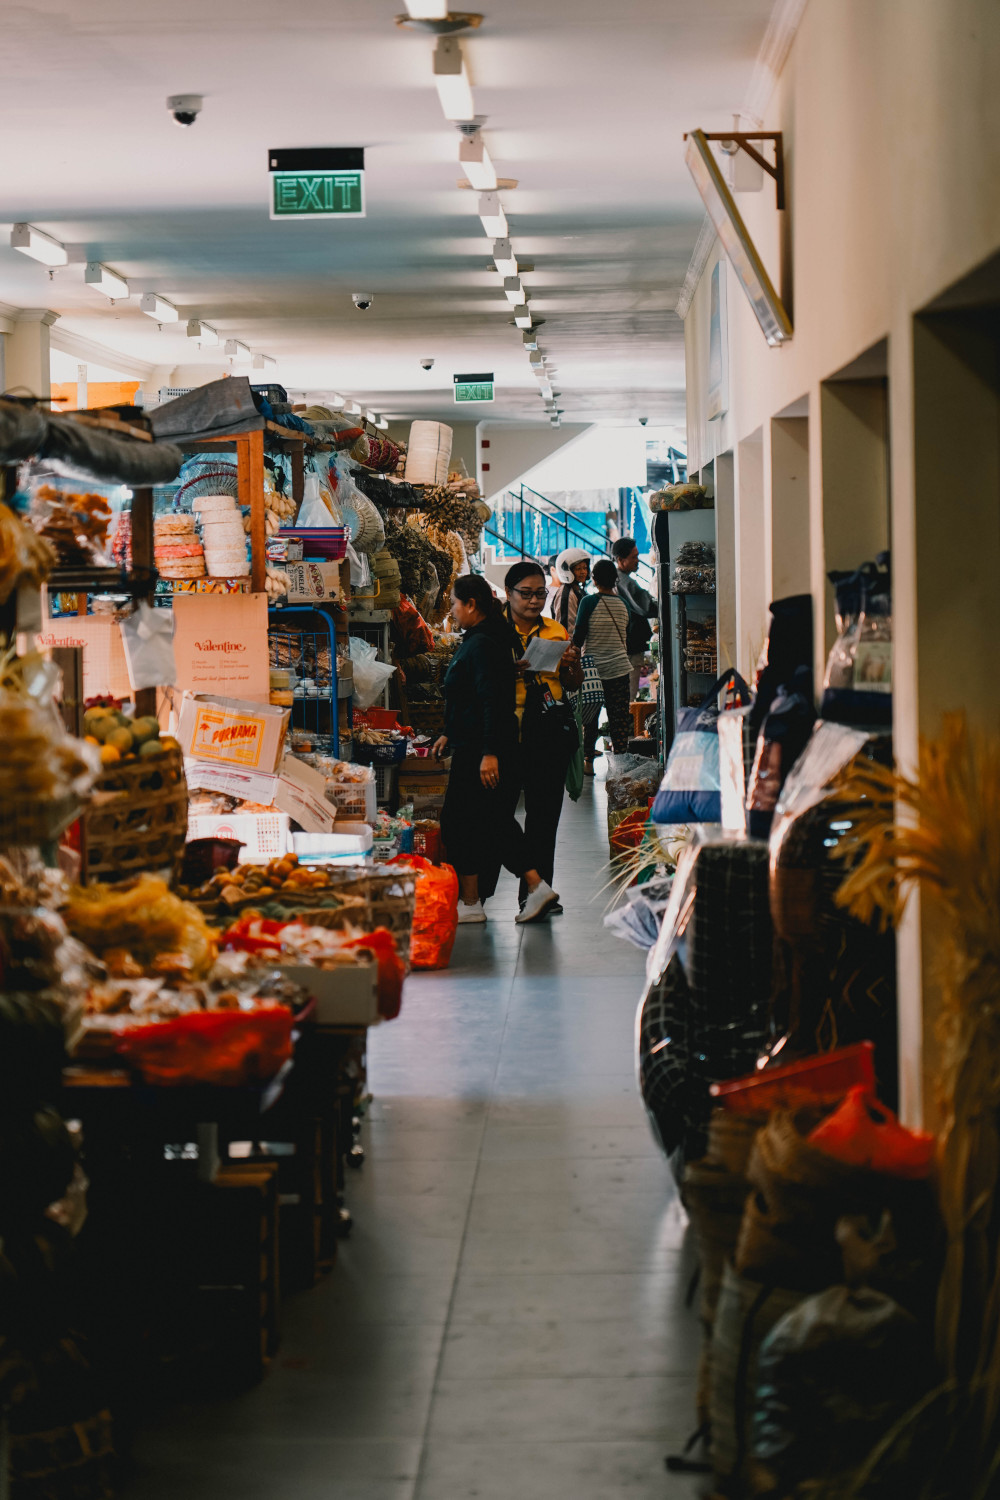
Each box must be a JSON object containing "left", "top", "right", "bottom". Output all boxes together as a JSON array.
[
  {"left": 404, "top": 700, "right": 446, "bottom": 740},
  {"left": 240, "top": 866, "right": 417, "bottom": 973},
  {"left": 82, "top": 747, "right": 188, "bottom": 883},
  {"left": 0, "top": 793, "right": 82, "bottom": 848}
]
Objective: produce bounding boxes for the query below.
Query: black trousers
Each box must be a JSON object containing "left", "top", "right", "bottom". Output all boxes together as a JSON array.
[
  {"left": 440, "top": 746, "right": 519, "bottom": 882},
  {"left": 479, "top": 738, "right": 568, "bottom": 903},
  {"left": 582, "top": 673, "right": 631, "bottom": 757}
]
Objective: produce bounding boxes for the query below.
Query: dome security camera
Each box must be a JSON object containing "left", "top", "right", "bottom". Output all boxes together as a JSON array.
[
  {"left": 638, "top": 416, "right": 649, "bottom": 426},
  {"left": 420, "top": 358, "right": 435, "bottom": 372},
  {"left": 168, "top": 94, "right": 203, "bottom": 126},
  {"left": 352, "top": 292, "right": 374, "bottom": 311}
]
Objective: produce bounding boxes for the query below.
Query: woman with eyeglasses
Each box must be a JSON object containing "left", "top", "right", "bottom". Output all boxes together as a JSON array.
[{"left": 476, "top": 559, "right": 583, "bottom": 922}]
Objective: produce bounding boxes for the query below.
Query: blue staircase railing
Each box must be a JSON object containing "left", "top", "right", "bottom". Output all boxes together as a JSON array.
[{"left": 484, "top": 485, "right": 655, "bottom": 588}]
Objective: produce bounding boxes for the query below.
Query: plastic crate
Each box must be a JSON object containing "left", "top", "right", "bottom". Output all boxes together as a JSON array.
[
  {"left": 324, "top": 779, "right": 377, "bottom": 823},
  {"left": 353, "top": 737, "right": 408, "bottom": 767},
  {"left": 187, "top": 813, "right": 291, "bottom": 863}
]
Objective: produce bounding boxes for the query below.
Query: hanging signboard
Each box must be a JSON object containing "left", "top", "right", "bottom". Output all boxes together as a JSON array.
[
  {"left": 268, "top": 148, "right": 365, "bottom": 220},
  {"left": 454, "top": 373, "right": 495, "bottom": 403}
]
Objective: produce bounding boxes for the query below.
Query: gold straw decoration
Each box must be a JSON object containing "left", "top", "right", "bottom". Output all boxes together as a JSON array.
[{"left": 829, "top": 713, "right": 1000, "bottom": 1444}]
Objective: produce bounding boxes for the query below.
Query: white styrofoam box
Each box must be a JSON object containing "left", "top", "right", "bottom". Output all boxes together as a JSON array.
[
  {"left": 277, "top": 958, "right": 379, "bottom": 1026},
  {"left": 292, "top": 823, "right": 374, "bottom": 864},
  {"left": 324, "top": 779, "right": 377, "bottom": 824},
  {"left": 187, "top": 812, "right": 290, "bottom": 862}
]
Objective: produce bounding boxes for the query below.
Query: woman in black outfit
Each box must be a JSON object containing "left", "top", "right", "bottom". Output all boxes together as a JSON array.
[{"left": 434, "top": 574, "right": 558, "bottom": 924}]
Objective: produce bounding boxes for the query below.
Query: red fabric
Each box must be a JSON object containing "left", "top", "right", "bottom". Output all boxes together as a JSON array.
[
  {"left": 391, "top": 597, "right": 434, "bottom": 656},
  {"left": 388, "top": 854, "right": 458, "bottom": 971},
  {"left": 116, "top": 1008, "right": 293, "bottom": 1087},
  {"left": 808, "top": 1086, "right": 935, "bottom": 1179}
]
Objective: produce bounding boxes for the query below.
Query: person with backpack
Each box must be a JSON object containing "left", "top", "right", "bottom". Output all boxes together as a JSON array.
[
  {"left": 573, "top": 558, "right": 633, "bottom": 763},
  {"left": 612, "top": 535, "right": 658, "bottom": 699}
]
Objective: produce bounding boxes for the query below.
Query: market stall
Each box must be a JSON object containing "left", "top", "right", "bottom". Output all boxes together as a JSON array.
[{"left": 0, "top": 393, "right": 472, "bottom": 1493}]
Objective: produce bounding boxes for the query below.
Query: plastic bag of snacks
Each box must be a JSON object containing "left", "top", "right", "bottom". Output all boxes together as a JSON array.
[
  {"left": 116, "top": 1006, "right": 293, "bottom": 1086},
  {"left": 389, "top": 854, "right": 458, "bottom": 971},
  {"left": 29, "top": 482, "right": 114, "bottom": 566}
]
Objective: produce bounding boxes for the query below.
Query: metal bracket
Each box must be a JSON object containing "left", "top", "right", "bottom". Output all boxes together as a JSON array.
[{"left": 684, "top": 131, "right": 785, "bottom": 210}]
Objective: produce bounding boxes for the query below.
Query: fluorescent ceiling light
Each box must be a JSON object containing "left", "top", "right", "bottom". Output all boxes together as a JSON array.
[
  {"left": 252, "top": 353, "right": 277, "bottom": 370},
  {"left": 522, "top": 329, "right": 538, "bottom": 350},
  {"left": 84, "top": 262, "right": 129, "bottom": 298},
  {"left": 460, "top": 133, "right": 497, "bottom": 191},
  {"left": 186, "top": 318, "right": 219, "bottom": 346},
  {"left": 529, "top": 351, "right": 545, "bottom": 366},
  {"left": 433, "top": 38, "right": 474, "bottom": 122},
  {"left": 140, "top": 293, "right": 179, "bottom": 322},
  {"left": 514, "top": 308, "right": 532, "bottom": 329},
  {"left": 328, "top": 392, "right": 345, "bottom": 407},
  {"left": 375, "top": 416, "right": 389, "bottom": 430},
  {"left": 405, "top": 0, "right": 449, "bottom": 16},
  {"left": 11, "top": 222, "right": 68, "bottom": 266},
  {"left": 345, "top": 400, "right": 362, "bottom": 415},
  {"left": 224, "top": 339, "right": 251, "bottom": 363},
  {"left": 478, "top": 192, "right": 507, "bottom": 239},
  {"left": 364, "top": 409, "right": 378, "bottom": 424},
  {"left": 492, "top": 238, "right": 517, "bottom": 277},
  {"left": 504, "top": 276, "right": 525, "bottom": 306}
]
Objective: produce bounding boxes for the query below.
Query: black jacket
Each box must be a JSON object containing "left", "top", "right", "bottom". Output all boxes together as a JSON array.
[{"left": 443, "top": 615, "right": 518, "bottom": 756}]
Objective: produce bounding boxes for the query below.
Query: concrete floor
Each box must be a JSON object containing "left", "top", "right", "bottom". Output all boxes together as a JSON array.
[{"left": 126, "top": 777, "right": 701, "bottom": 1498}]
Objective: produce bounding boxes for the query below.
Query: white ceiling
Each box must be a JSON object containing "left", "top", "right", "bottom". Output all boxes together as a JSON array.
[{"left": 0, "top": 0, "right": 777, "bottom": 426}]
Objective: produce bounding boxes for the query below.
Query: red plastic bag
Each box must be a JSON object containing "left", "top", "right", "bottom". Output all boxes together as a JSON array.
[
  {"left": 341, "top": 927, "right": 406, "bottom": 1020},
  {"left": 389, "top": 854, "right": 458, "bottom": 971},
  {"left": 807, "top": 1086, "right": 935, "bottom": 1179},
  {"left": 116, "top": 1007, "right": 293, "bottom": 1087}
]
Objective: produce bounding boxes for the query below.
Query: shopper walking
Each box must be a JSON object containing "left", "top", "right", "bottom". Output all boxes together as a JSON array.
[
  {"left": 433, "top": 575, "right": 558, "bottom": 925},
  {"left": 542, "top": 554, "right": 561, "bottom": 618},
  {"left": 550, "top": 547, "right": 591, "bottom": 633},
  {"left": 573, "top": 558, "right": 633, "bottom": 765},
  {"left": 612, "top": 536, "right": 658, "bottom": 700},
  {"left": 475, "top": 560, "right": 583, "bottom": 922}
]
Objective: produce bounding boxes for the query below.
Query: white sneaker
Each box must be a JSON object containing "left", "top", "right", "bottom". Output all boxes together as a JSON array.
[
  {"left": 515, "top": 881, "right": 560, "bottom": 924},
  {"left": 457, "top": 900, "right": 487, "bottom": 924}
]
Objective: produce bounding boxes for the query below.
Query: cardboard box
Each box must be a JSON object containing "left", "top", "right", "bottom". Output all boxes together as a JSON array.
[
  {"left": 187, "top": 812, "right": 291, "bottom": 862},
  {"left": 171, "top": 594, "right": 270, "bottom": 702},
  {"left": 184, "top": 760, "right": 277, "bottom": 803},
  {"left": 285, "top": 561, "right": 343, "bottom": 604},
  {"left": 277, "top": 956, "right": 378, "bottom": 1025},
  {"left": 176, "top": 693, "right": 290, "bottom": 772},
  {"left": 38, "top": 615, "right": 132, "bottom": 700},
  {"left": 272, "top": 755, "right": 337, "bottom": 835}
]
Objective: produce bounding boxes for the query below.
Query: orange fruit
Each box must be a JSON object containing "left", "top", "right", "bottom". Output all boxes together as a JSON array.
[{"left": 99, "top": 745, "right": 121, "bottom": 765}]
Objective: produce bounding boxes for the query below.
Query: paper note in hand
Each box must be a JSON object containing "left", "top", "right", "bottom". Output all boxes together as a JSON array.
[{"left": 521, "top": 635, "right": 569, "bottom": 673}]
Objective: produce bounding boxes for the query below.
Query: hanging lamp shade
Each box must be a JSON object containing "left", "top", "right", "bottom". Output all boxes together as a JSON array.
[{"left": 405, "top": 420, "right": 453, "bottom": 486}]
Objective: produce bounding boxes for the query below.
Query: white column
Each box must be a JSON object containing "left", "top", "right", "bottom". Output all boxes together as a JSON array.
[{"left": 5, "top": 309, "right": 59, "bottom": 400}]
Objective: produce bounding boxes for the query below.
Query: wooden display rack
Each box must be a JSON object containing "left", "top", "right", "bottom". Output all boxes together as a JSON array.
[{"left": 182, "top": 422, "right": 332, "bottom": 594}]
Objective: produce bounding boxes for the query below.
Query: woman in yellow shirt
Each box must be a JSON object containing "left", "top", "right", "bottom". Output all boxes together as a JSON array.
[{"left": 478, "top": 559, "right": 583, "bottom": 921}]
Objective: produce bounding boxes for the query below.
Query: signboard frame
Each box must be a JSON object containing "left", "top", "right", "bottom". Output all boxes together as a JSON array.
[
  {"left": 268, "top": 147, "right": 366, "bottom": 221},
  {"left": 453, "top": 372, "right": 495, "bottom": 404}
]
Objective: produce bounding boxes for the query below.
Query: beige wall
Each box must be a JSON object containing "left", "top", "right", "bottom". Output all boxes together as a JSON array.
[{"left": 683, "top": 0, "right": 1000, "bottom": 1126}]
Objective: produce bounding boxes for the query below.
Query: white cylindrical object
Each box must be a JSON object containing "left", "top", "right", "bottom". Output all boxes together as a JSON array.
[{"left": 405, "top": 420, "right": 453, "bottom": 486}]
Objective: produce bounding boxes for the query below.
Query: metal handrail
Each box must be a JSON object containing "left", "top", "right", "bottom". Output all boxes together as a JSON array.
[{"left": 484, "top": 484, "right": 655, "bottom": 587}]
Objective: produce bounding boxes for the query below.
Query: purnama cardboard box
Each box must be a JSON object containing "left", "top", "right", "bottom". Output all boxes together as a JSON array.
[
  {"left": 171, "top": 594, "right": 270, "bottom": 702},
  {"left": 176, "top": 693, "right": 290, "bottom": 772},
  {"left": 285, "top": 561, "right": 343, "bottom": 604}
]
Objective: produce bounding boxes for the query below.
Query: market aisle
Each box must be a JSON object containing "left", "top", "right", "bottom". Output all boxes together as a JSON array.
[{"left": 124, "top": 778, "right": 700, "bottom": 1499}]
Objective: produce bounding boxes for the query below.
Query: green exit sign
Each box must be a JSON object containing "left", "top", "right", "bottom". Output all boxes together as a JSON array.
[
  {"left": 268, "top": 148, "right": 365, "bottom": 219},
  {"left": 454, "top": 373, "right": 495, "bottom": 403}
]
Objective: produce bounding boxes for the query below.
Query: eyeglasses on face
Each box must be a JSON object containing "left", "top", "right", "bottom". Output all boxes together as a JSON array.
[{"left": 511, "top": 587, "right": 547, "bottom": 601}]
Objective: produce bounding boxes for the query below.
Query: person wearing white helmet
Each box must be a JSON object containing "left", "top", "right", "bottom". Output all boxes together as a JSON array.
[{"left": 550, "top": 547, "right": 591, "bottom": 633}]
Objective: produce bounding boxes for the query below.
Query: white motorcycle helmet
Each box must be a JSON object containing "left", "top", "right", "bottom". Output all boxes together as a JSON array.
[{"left": 555, "top": 547, "right": 591, "bottom": 584}]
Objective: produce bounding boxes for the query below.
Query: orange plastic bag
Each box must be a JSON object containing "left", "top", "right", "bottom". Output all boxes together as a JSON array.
[
  {"left": 390, "top": 854, "right": 458, "bottom": 971},
  {"left": 807, "top": 1086, "right": 935, "bottom": 1179},
  {"left": 116, "top": 1007, "right": 293, "bottom": 1087},
  {"left": 341, "top": 927, "right": 406, "bottom": 1020}
]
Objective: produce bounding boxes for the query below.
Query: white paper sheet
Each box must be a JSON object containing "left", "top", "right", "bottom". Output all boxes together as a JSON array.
[{"left": 520, "top": 635, "right": 569, "bottom": 673}]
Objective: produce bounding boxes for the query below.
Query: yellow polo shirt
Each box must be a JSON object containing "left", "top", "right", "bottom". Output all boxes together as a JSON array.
[{"left": 507, "top": 609, "right": 568, "bottom": 721}]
